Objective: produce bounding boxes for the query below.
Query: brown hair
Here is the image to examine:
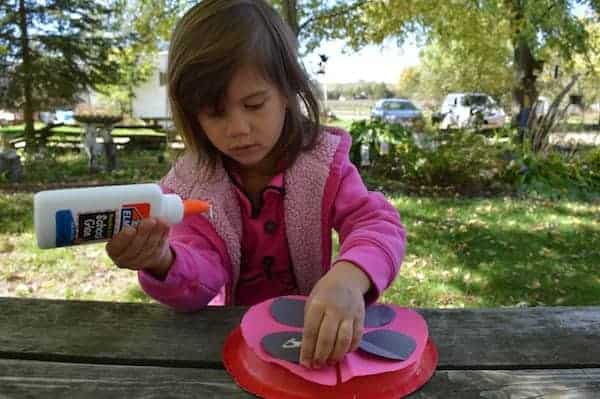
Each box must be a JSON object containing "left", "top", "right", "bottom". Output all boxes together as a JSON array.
[{"left": 168, "top": 0, "right": 321, "bottom": 172}]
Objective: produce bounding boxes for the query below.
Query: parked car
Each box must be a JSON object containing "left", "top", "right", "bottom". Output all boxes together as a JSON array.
[
  {"left": 0, "top": 110, "right": 16, "bottom": 125},
  {"left": 39, "top": 109, "right": 76, "bottom": 125},
  {"left": 435, "top": 93, "right": 506, "bottom": 130},
  {"left": 371, "top": 98, "right": 424, "bottom": 128},
  {"left": 533, "top": 96, "right": 551, "bottom": 116}
]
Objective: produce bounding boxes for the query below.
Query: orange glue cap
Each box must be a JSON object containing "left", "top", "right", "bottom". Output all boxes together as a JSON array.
[{"left": 183, "top": 199, "right": 211, "bottom": 216}]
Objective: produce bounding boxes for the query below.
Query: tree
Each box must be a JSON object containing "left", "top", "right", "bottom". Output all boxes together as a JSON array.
[
  {"left": 93, "top": 0, "right": 183, "bottom": 115},
  {"left": 396, "top": 66, "right": 422, "bottom": 99},
  {"left": 315, "top": 0, "right": 599, "bottom": 122},
  {"left": 0, "top": 0, "right": 124, "bottom": 147},
  {"left": 418, "top": 37, "right": 513, "bottom": 107},
  {"left": 571, "top": 19, "right": 600, "bottom": 118},
  {"left": 502, "top": 1, "right": 597, "bottom": 123},
  {"left": 269, "top": 0, "right": 369, "bottom": 53}
]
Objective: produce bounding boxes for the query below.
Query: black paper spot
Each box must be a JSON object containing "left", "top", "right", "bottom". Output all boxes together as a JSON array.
[
  {"left": 364, "top": 304, "right": 396, "bottom": 328},
  {"left": 359, "top": 330, "right": 416, "bottom": 360},
  {"left": 270, "top": 297, "right": 306, "bottom": 328},
  {"left": 261, "top": 332, "right": 303, "bottom": 363}
]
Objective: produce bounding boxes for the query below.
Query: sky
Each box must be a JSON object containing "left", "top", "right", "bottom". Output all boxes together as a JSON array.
[{"left": 303, "top": 38, "right": 422, "bottom": 85}]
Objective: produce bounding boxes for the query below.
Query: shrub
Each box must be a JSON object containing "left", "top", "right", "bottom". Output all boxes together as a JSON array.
[
  {"left": 506, "top": 147, "right": 600, "bottom": 200},
  {"left": 350, "top": 119, "right": 512, "bottom": 195}
]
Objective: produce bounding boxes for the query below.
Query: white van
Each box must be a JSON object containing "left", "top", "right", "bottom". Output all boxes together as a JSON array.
[
  {"left": 0, "top": 110, "right": 16, "bottom": 124},
  {"left": 438, "top": 93, "right": 506, "bottom": 130}
]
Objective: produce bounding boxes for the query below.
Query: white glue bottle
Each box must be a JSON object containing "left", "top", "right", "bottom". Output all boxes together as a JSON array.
[{"left": 34, "top": 183, "right": 210, "bottom": 249}]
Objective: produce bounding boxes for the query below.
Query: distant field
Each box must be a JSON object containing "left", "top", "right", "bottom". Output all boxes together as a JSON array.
[{"left": 326, "top": 100, "right": 375, "bottom": 120}]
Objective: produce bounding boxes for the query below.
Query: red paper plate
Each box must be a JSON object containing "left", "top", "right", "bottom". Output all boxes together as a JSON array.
[{"left": 223, "top": 326, "right": 438, "bottom": 399}]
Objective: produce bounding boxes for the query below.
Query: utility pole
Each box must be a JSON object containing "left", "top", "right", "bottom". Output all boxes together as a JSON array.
[{"left": 317, "top": 54, "right": 328, "bottom": 114}]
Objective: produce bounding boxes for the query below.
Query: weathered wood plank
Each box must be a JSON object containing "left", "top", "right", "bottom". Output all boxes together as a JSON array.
[
  {"left": 0, "top": 298, "right": 598, "bottom": 369},
  {"left": 0, "top": 358, "right": 253, "bottom": 398},
  {"left": 412, "top": 368, "right": 600, "bottom": 399},
  {"left": 425, "top": 306, "right": 600, "bottom": 369},
  {"left": 0, "top": 359, "right": 598, "bottom": 398},
  {"left": 0, "top": 298, "right": 239, "bottom": 368}
]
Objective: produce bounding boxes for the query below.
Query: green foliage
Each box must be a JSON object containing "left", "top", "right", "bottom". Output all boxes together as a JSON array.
[
  {"left": 94, "top": 47, "right": 156, "bottom": 115},
  {"left": 396, "top": 67, "right": 422, "bottom": 99},
  {"left": 418, "top": 37, "right": 513, "bottom": 107},
  {"left": 351, "top": 119, "right": 511, "bottom": 195},
  {"left": 393, "top": 132, "right": 511, "bottom": 195},
  {"left": 270, "top": 0, "right": 372, "bottom": 54},
  {"left": 129, "top": 0, "right": 190, "bottom": 43},
  {"left": 0, "top": 0, "right": 125, "bottom": 111},
  {"left": 536, "top": 20, "right": 600, "bottom": 108},
  {"left": 95, "top": 0, "right": 191, "bottom": 115},
  {"left": 505, "top": 147, "right": 600, "bottom": 200},
  {"left": 0, "top": 170, "right": 9, "bottom": 185},
  {"left": 348, "top": 119, "right": 411, "bottom": 166},
  {"left": 348, "top": 119, "right": 600, "bottom": 199},
  {"left": 319, "top": 0, "right": 599, "bottom": 115}
]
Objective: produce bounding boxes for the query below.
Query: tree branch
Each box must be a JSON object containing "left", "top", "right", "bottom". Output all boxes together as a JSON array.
[
  {"left": 298, "top": 0, "right": 368, "bottom": 35},
  {"left": 537, "top": 2, "right": 556, "bottom": 23}
]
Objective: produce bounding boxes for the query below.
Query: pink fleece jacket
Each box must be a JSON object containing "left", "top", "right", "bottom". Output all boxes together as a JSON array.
[{"left": 138, "top": 127, "right": 406, "bottom": 310}]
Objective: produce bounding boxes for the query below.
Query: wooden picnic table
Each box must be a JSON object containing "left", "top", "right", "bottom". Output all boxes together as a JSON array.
[{"left": 0, "top": 297, "right": 598, "bottom": 398}]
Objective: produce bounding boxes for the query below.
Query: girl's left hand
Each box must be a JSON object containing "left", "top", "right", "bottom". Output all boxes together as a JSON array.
[{"left": 300, "top": 261, "right": 372, "bottom": 369}]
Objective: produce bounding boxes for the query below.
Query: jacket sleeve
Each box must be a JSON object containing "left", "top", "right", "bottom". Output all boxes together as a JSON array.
[
  {"left": 137, "top": 207, "right": 231, "bottom": 312},
  {"left": 331, "top": 152, "right": 406, "bottom": 304}
]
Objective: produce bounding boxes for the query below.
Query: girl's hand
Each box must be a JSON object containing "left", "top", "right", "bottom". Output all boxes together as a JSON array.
[
  {"left": 106, "top": 217, "right": 173, "bottom": 279},
  {"left": 300, "top": 261, "right": 371, "bottom": 369}
]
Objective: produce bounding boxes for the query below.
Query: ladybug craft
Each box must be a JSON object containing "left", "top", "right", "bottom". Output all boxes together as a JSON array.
[{"left": 223, "top": 295, "right": 438, "bottom": 398}]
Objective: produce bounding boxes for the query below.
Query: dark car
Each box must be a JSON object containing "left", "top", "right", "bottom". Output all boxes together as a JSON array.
[{"left": 371, "top": 99, "right": 424, "bottom": 128}]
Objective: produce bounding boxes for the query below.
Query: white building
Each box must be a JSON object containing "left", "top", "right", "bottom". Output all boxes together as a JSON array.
[
  {"left": 132, "top": 51, "right": 170, "bottom": 120},
  {"left": 0, "top": 110, "right": 16, "bottom": 123}
]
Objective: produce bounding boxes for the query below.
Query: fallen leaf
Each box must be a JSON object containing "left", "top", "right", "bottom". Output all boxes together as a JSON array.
[
  {"left": 6, "top": 273, "right": 24, "bottom": 282},
  {"left": 0, "top": 240, "right": 15, "bottom": 253}
]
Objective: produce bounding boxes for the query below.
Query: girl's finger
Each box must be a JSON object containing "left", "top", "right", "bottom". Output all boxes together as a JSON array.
[
  {"left": 330, "top": 318, "right": 354, "bottom": 363},
  {"left": 137, "top": 227, "right": 168, "bottom": 266},
  {"left": 154, "top": 217, "right": 172, "bottom": 232},
  {"left": 350, "top": 316, "right": 364, "bottom": 353},
  {"left": 106, "top": 226, "right": 137, "bottom": 260},
  {"left": 311, "top": 312, "right": 340, "bottom": 368},
  {"left": 300, "top": 302, "right": 325, "bottom": 368},
  {"left": 116, "top": 219, "right": 156, "bottom": 267}
]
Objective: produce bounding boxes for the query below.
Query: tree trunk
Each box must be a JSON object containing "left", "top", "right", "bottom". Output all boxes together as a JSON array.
[
  {"left": 280, "top": 0, "right": 299, "bottom": 37},
  {"left": 128, "top": 83, "right": 134, "bottom": 117},
  {"left": 514, "top": 36, "right": 540, "bottom": 122},
  {"left": 17, "top": 0, "right": 35, "bottom": 149},
  {"left": 507, "top": 0, "right": 543, "bottom": 143}
]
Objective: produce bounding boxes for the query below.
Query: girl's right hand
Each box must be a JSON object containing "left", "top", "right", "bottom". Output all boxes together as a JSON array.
[{"left": 106, "top": 217, "right": 173, "bottom": 279}]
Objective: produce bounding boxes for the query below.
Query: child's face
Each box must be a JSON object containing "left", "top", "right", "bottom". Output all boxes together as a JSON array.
[{"left": 196, "top": 64, "right": 288, "bottom": 173}]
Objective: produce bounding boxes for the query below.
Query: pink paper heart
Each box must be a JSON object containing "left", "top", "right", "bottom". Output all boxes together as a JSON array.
[
  {"left": 241, "top": 295, "right": 338, "bottom": 385},
  {"left": 240, "top": 295, "right": 429, "bottom": 386}
]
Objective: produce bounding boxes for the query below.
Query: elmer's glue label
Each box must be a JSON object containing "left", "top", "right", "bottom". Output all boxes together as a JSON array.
[{"left": 35, "top": 184, "right": 209, "bottom": 249}]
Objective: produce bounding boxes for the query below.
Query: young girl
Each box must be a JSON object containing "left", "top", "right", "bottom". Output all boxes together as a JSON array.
[{"left": 106, "top": 0, "right": 405, "bottom": 370}]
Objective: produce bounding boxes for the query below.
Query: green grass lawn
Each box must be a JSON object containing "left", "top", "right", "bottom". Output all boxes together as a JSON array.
[
  {"left": 1, "top": 150, "right": 598, "bottom": 307},
  {"left": 0, "top": 124, "right": 167, "bottom": 151},
  {"left": 1, "top": 123, "right": 166, "bottom": 137},
  {"left": 6, "top": 150, "right": 172, "bottom": 186},
  {"left": 325, "top": 118, "right": 354, "bottom": 132},
  {"left": 383, "top": 197, "right": 600, "bottom": 307},
  {"left": 0, "top": 150, "right": 172, "bottom": 302}
]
